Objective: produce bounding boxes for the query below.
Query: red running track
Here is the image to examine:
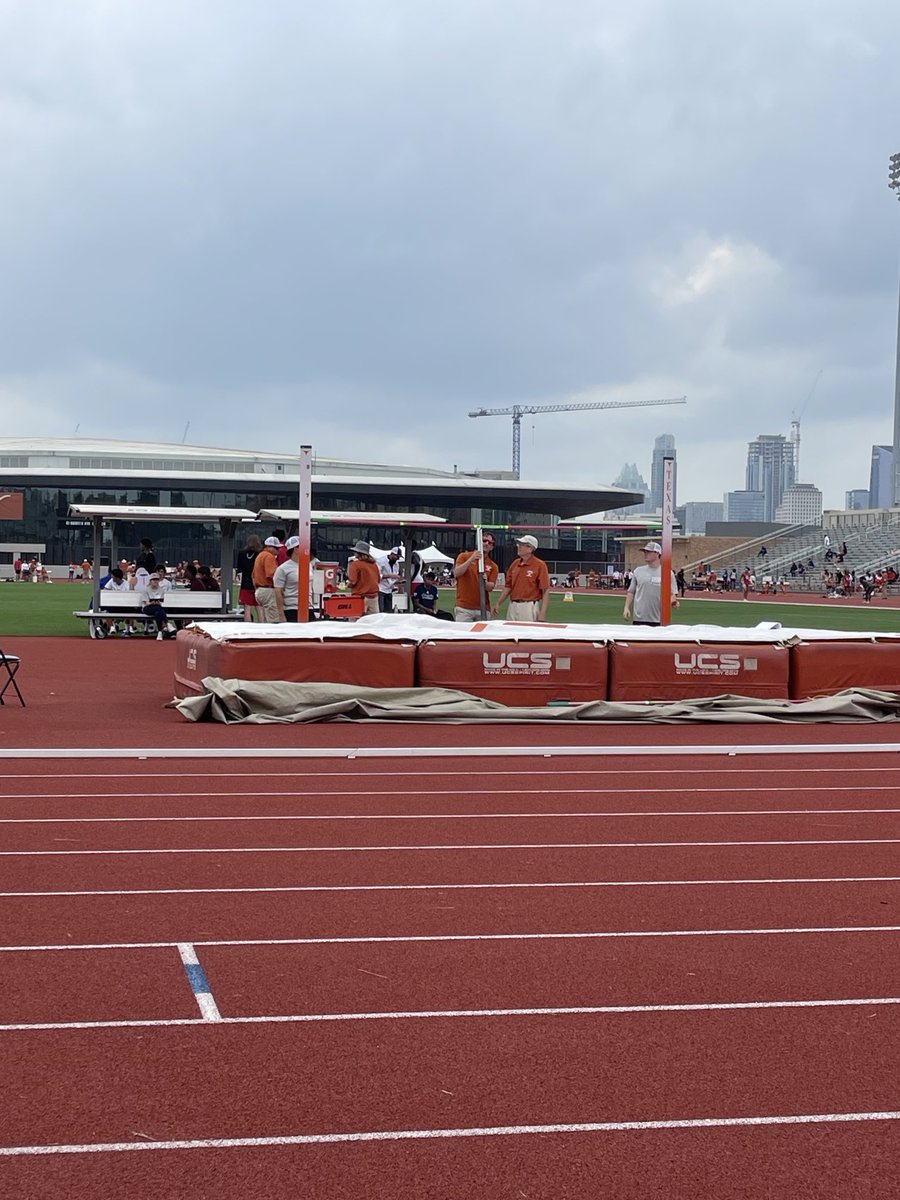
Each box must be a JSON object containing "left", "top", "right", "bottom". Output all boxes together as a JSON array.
[{"left": 3, "top": 747, "right": 900, "bottom": 1197}]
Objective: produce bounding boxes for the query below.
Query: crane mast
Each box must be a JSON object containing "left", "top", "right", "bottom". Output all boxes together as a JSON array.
[{"left": 468, "top": 397, "right": 687, "bottom": 478}]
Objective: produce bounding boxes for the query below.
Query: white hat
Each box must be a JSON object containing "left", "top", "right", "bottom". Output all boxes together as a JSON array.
[
  {"left": 284, "top": 535, "right": 301, "bottom": 551},
  {"left": 264, "top": 537, "right": 280, "bottom": 548},
  {"left": 516, "top": 534, "right": 538, "bottom": 549},
  {"left": 390, "top": 545, "right": 402, "bottom": 556},
  {"left": 642, "top": 541, "right": 663, "bottom": 554}
]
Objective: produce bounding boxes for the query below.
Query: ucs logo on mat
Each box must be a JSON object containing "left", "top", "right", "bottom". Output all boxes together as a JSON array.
[
  {"left": 482, "top": 651, "right": 571, "bottom": 676},
  {"left": 674, "top": 652, "right": 757, "bottom": 676},
  {"left": 186, "top": 648, "right": 198, "bottom": 670}
]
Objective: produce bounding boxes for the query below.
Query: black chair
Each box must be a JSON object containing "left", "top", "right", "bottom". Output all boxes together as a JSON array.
[{"left": 0, "top": 647, "right": 24, "bottom": 706}]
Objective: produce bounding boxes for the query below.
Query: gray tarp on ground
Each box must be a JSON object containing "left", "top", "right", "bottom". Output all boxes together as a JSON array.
[{"left": 174, "top": 678, "right": 900, "bottom": 724}]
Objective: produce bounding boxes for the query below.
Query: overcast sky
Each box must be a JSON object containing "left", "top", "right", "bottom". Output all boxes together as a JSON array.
[{"left": 2, "top": 0, "right": 899, "bottom": 509}]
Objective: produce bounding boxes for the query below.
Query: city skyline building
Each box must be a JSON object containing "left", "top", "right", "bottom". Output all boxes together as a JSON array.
[
  {"left": 746, "top": 433, "right": 796, "bottom": 522},
  {"left": 680, "top": 500, "right": 724, "bottom": 534},
  {"left": 650, "top": 433, "right": 676, "bottom": 512},
  {"left": 724, "top": 489, "right": 766, "bottom": 522},
  {"left": 845, "top": 488, "right": 870, "bottom": 510},
  {"left": 774, "top": 482, "right": 823, "bottom": 525},
  {"left": 870, "top": 444, "right": 893, "bottom": 509}
]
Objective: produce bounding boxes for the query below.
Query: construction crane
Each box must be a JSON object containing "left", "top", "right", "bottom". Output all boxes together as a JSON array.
[{"left": 468, "top": 397, "right": 687, "bottom": 478}]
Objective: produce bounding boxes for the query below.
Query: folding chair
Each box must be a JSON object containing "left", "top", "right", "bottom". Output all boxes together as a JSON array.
[{"left": 0, "top": 647, "right": 24, "bottom": 706}]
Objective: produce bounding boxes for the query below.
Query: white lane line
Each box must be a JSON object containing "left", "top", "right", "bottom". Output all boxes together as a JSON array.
[
  {"left": 176, "top": 943, "right": 222, "bottom": 1022},
  {"left": 4, "top": 874, "right": 899, "bottom": 899},
  {"left": 5, "top": 765, "right": 900, "bottom": 781},
  {"left": 3, "top": 1109, "right": 900, "bottom": 1155},
  {"left": 4, "top": 806, "right": 900, "bottom": 825},
  {"left": 4, "top": 925, "right": 900, "bottom": 953},
  {"left": 4, "top": 838, "right": 900, "bottom": 857},
  {"left": 3, "top": 995, "right": 899, "bottom": 1033},
  {"left": 4, "top": 784, "right": 900, "bottom": 799},
  {"left": 3, "top": 742, "right": 900, "bottom": 760}
]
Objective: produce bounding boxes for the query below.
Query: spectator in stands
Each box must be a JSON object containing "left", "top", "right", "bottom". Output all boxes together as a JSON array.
[
  {"left": 252, "top": 537, "right": 281, "bottom": 622},
  {"left": 236, "top": 533, "right": 261, "bottom": 622},
  {"left": 789, "top": 562, "right": 798, "bottom": 576},
  {"left": 196, "top": 564, "right": 218, "bottom": 591},
  {"left": 758, "top": 545, "right": 767, "bottom": 558},
  {"left": 348, "top": 540, "right": 380, "bottom": 617}
]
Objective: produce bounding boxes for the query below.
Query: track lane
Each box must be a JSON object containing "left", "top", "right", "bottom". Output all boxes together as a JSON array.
[
  {"left": 3, "top": 1008, "right": 900, "bottom": 1149},
  {"left": 4, "top": 1120, "right": 899, "bottom": 1200},
  {"left": 2, "top": 879, "right": 899, "bottom": 947},
  {"left": 3, "top": 842, "right": 900, "bottom": 892},
  {"left": 3, "top": 810, "right": 900, "bottom": 852}
]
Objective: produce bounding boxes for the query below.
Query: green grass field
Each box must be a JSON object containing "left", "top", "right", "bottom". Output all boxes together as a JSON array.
[{"left": 1, "top": 581, "right": 899, "bottom": 637}]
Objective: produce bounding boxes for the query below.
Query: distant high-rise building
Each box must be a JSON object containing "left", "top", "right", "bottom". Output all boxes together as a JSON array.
[
  {"left": 724, "top": 490, "right": 766, "bottom": 522},
  {"left": 682, "top": 501, "right": 724, "bottom": 534},
  {"left": 845, "top": 489, "right": 870, "bottom": 510},
  {"left": 650, "top": 433, "right": 676, "bottom": 512},
  {"left": 608, "top": 463, "right": 649, "bottom": 514},
  {"left": 746, "top": 434, "right": 796, "bottom": 522},
  {"left": 775, "top": 483, "right": 822, "bottom": 525},
  {"left": 869, "top": 445, "right": 893, "bottom": 509}
]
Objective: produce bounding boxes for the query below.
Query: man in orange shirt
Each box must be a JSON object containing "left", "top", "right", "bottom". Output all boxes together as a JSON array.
[
  {"left": 251, "top": 537, "right": 280, "bottom": 622},
  {"left": 348, "top": 540, "right": 380, "bottom": 617},
  {"left": 492, "top": 535, "right": 550, "bottom": 622},
  {"left": 453, "top": 532, "right": 499, "bottom": 621}
]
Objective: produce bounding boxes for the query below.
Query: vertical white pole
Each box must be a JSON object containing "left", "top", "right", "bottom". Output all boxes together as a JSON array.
[
  {"left": 661, "top": 456, "right": 675, "bottom": 624},
  {"left": 298, "top": 445, "right": 313, "bottom": 622}
]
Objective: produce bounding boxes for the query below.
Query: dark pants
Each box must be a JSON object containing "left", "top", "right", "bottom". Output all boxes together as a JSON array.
[
  {"left": 632, "top": 620, "right": 660, "bottom": 627},
  {"left": 379, "top": 593, "right": 394, "bottom": 613},
  {"left": 142, "top": 603, "right": 167, "bottom": 632}
]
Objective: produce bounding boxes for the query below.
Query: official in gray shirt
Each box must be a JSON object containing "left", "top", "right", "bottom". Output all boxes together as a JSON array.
[{"left": 622, "top": 541, "right": 680, "bottom": 627}]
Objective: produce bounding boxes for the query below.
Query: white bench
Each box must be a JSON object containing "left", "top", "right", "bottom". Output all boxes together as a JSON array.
[{"left": 74, "top": 591, "right": 240, "bottom": 639}]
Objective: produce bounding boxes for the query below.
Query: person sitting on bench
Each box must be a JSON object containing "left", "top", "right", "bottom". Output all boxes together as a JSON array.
[{"left": 139, "top": 572, "right": 175, "bottom": 639}]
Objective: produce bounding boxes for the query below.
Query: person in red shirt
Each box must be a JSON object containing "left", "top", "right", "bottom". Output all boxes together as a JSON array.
[
  {"left": 348, "top": 540, "right": 380, "bottom": 617},
  {"left": 453, "top": 532, "right": 499, "bottom": 621},
  {"left": 492, "top": 535, "right": 550, "bottom": 622}
]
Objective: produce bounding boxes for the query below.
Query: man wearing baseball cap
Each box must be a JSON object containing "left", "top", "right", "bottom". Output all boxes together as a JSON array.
[
  {"left": 623, "top": 541, "right": 679, "bottom": 627},
  {"left": 274, "top": 535, "right": 302, "bottom": 622},
  {"left": 251, "top": 536, "right": 281, "bottom": 623},
  {"left": 453, "top": 531, "right": 499, "bottom": 621},
  {"left": 492, "top": 534, "right": 550, "bottom": 622}
]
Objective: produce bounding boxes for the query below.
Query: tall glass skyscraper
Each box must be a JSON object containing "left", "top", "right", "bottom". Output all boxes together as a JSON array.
[
  {"left": 650, "top": 433, "right": 676, "bottom": 512},
  {"left": 745, "top": 434, "right": 796, "bottom": 523}
]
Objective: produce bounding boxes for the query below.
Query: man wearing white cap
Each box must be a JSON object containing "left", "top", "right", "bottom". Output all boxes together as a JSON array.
[
  {"left": 376, "top": 546, "right": 404, "bottom": 613},
  {"left": 492, "top": 535, "right": 550, "bottom": 622},
  {"left": 251, "top": 537, "right": 281, "bottom": 623},
  {"left": 623, "top": 541, "right": 679, "bottom": 627}
]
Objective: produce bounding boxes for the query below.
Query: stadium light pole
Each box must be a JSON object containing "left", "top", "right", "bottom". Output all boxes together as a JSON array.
[{"left": 890, "top": 153, "right": 900, "bottom": 505}]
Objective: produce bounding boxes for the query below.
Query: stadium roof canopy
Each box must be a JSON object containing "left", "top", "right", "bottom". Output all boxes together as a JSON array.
[{"left": 1, "top": 437, "right": 643, "bottom": 520}]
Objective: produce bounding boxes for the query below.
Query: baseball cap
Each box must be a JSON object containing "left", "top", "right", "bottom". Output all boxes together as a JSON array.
[
  {"left": 390, "top": 545, "right": 402, "bottom": 556},
  {"left": 284, "top": 535, "right": 301, "bottom": 551},
  {"left": 516, "top": 535, "right": 538, "bottom": 549},
  {"left": 149, "top": 572, "right": 160, "bottom": 580},
  {"left": 264, "top": 537, "right": 280, "bottom": 548},
  {"left": 642, "top": 541, "right": 663, "bottom": 554}
]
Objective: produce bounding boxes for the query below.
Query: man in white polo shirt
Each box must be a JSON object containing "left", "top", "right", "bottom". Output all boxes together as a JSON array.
[{"left": 623, "top": 541, "right": 679, "bottom": 628}]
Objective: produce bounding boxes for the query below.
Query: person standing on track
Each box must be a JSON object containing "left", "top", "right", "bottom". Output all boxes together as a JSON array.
[
  {"left": 453, "top": 532, "right": 499, "bottom": 621},
  {"left": 252, "top": 537, "right": 281, "bottom": 623},
  {"left": 348, "top": 540, "right": 380, "bottom": 617},
  {"left": 492, "top": 535, "right": 550, "bottom": 622},
  {"left": 623, "top": 541, "right": 679, "bottom": 628}
]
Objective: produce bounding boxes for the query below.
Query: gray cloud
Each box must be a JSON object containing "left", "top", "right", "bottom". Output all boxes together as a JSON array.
[{"left": 0, "top": 0, "right": 898, "bottom": 505}]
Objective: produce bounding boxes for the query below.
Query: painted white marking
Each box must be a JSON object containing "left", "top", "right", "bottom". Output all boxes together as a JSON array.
[
  {"left": 3, "top": 924, "right": 900, "bottom": 953},
  {"left": 4, "top": 837, "right": 900, "bottom": 857},
  {"left": 4, "top": 805, "right": 900, "bottom": 825},
  {"left": 4, "top": 765, "right": 900, "bottom": 782},
  {"left": 2, "top": 1110, "right": 900, "bottom": 1155},
  {"left": 176, "top": 942, "right": 221, "bottom": 1023},
  {"left": 3, "top": 874, "right": 899, "bottom": 899},
  {"left": 0, "top": 743, "right": 900, "bottom": 762},
  {"left": 4, "top": 784, "right": 900, "bottom": 800},
  {"left": 1, "top": 995, "right": 898, "bottom": 1033}
]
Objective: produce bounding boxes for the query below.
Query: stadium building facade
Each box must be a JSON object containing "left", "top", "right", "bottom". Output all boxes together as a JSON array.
[{"left": 0, "top": 438, "right": 643, "bottom": 570}]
